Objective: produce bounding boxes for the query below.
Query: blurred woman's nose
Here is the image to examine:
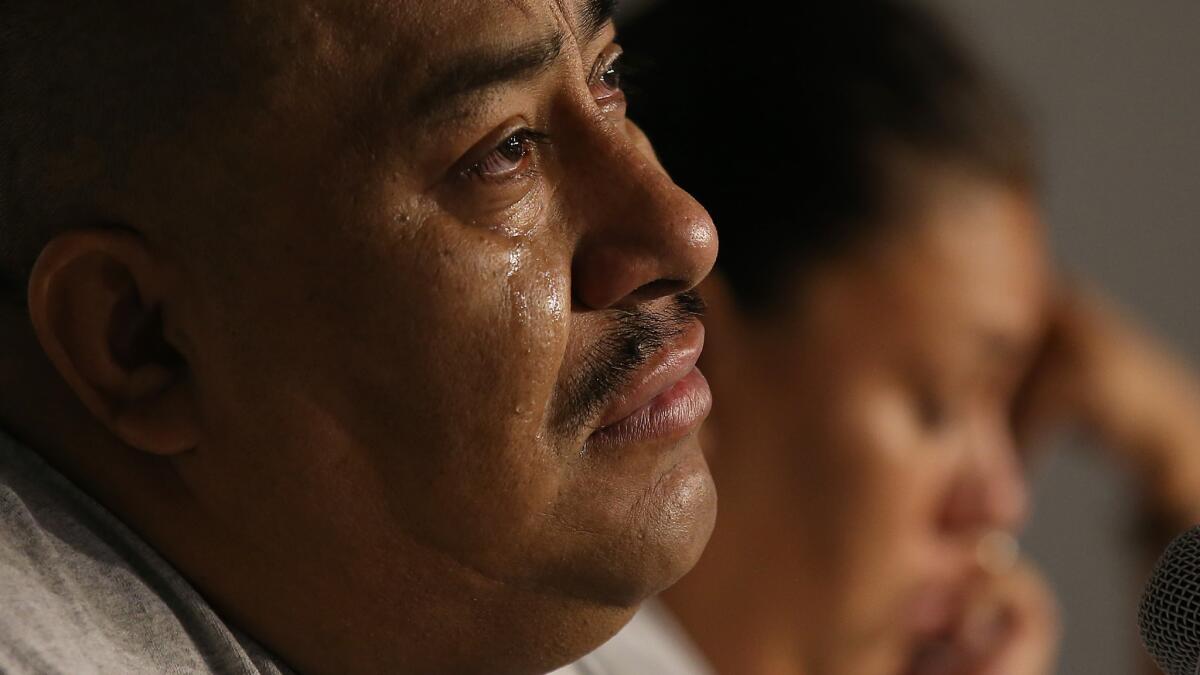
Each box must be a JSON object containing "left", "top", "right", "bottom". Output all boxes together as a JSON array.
[
  {"left": 568, "top": 122, "right": 718, "bottom": 311},
  {"left": 940, "top": 422, "right": 1031, "bottom": 537}
]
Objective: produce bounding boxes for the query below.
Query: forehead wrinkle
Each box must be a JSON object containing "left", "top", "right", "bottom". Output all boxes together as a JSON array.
[
  {"left": 404, "top": 0, "right": 614, "bottom": 125},
  {"left": 550, "top": 0, "right": 616, "bottom": 41},
  {"left": 404, "top": 31, "right": 564, "bottom": 124},
  {"left": 503, "top": 0, "right": 538, "bottom": 20},
  {"left": 578, "top": 0, "right": 617, "bottom": 41}
]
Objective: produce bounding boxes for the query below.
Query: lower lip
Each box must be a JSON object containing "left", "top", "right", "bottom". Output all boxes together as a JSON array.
[
  {"left": 589, "top": 368, "right": 712, "bottom": 448},
  {"left": 906, "top": 586, "right": 962, "bottom": 637}
]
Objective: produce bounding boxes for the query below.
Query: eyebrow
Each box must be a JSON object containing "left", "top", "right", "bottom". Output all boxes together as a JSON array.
[
  {"left": 407, "top": 33, "right": 565, "bottom": 123},
  {"left": 407, "top": 0, "right": 618, "bottom": 124}
]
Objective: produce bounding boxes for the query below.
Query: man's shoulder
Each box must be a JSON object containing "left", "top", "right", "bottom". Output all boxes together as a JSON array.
[
  {"left": 0, "top": 433, "right": 287, "bottom": 675},
  {"left": 0, "top": 437, "right": 198, "bottom": 673},
  {"left": 559, "top": 600, "right": 715, "bottom": 675}
]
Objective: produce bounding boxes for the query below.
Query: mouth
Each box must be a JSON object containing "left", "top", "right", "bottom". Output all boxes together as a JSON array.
[
  {"left": 905, "top": 581, "right": 967, "bottom": 639},
  {"left": 588, "top": 320, "right": 711, "bottom": 448}
]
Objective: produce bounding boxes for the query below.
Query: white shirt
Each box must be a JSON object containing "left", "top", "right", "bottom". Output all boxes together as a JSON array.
[
  {"left": 554, "top": 599, "right": 715, "bottom": 675},
  {"left": 0, "top": 429, "right": 290, "bottom": 674}
]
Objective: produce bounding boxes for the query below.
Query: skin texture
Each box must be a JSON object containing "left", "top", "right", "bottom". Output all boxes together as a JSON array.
[
  {"left": 0, "top": 1, "right": 718, "bottom": 673},
  {"left": 665, "top": 168, "right": 1054, "bottom": 675}
]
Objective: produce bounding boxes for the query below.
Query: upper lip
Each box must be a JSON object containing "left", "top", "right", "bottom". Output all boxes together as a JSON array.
[
  {"left": 594, "top": 321, "right": 705, "bottom": 429},
  {"left": 906, "top": 557, "right": 984, "bottom": 630}
]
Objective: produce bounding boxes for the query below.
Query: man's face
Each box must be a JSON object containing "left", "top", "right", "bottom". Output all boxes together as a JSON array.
[{"left": 126, "top": 0, "right": 717, "bottom": 670}]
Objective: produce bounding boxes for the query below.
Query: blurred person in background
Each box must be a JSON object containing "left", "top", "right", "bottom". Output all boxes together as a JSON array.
[{"left": 568, "top": 1, "right": 1200, "bottom": 673}]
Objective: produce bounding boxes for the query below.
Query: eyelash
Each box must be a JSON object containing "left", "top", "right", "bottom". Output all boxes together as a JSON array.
[
  {"left": 463, "top": 129, "right": 552, "bottom": 182},
  {"left": 590, "top": 49, "right": 626, "bottom": 100},
  {"left": 461, "top": 46, "right": 626, "bottom": 184}
]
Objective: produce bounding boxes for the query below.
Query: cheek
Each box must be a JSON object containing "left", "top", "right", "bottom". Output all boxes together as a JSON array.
[
  {"left": 336, "top": 227, "right": 576, "bottom": 546},
  {"left": 845, "top": 388, "right": 958, "bottom": 542},
  {"left": 501, "top": 244, "right": 571, "bottom": 421},
  {"left": 797, "top": 376, "right": 931, "bottom": 515},
  {"left": 186, "top": 208, "right": 578, "bottom": 572},
  {"left": 805, "top": 385, "right": 961, "bottom": 641},
  {"left": 800, "top": 379, "right": 954, "bottom": 572}
]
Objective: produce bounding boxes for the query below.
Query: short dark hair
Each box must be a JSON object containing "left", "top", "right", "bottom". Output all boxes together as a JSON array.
[
  {"left": 619, "top": 0, "right": 1034, "bottom": 314},
  {"left": 0, "top": 0, "right": 242, "bottom": 300}
]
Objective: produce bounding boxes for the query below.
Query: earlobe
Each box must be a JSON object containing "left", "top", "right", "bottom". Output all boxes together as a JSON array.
[{"left": 27, "top": 229, "right": 198, "bottom": 455}]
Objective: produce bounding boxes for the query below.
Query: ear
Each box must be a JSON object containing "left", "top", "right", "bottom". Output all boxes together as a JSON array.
[{"left": 27, "top": 228, "right": 197, "bottom": 455}]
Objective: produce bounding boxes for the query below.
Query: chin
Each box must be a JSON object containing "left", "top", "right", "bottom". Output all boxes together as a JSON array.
[
  {"left": 636, "top": 447, "right": 718, "bottom": 592},
  {"left": 554, "top": 439, "right": 718, "bottom": 608}
]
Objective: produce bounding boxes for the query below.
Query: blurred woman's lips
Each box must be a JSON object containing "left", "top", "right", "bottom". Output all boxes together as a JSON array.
[
  {"left": 590, "top": 322, "right": 711, "bottom": 447},
  {"left": 905, "top": 581, "right": 967, "bottom": 638}
]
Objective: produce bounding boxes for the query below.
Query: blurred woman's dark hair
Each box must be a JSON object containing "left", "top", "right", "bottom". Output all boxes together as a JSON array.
[{"left": 618, "top": 0, "right": 1035, "bottom": 314}]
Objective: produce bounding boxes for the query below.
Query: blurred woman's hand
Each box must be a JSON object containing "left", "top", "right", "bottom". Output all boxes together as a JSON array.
[
  {"left": 907, "top": 559, "right": 1060, "bottom": 675},
  {"left": 1013, "top": 285, "right": 1200, "bottom": 527}
]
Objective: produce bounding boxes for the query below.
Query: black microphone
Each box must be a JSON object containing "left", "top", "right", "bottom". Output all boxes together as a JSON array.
[{"left": 1139, "top": 525, "right": 1200, "bottom": 675}]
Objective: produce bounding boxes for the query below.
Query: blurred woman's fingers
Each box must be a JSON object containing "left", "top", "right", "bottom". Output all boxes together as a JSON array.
[
  {"left": 965, "top": 559, "right": 1060, "bottom": 675},
  {"left": 1013, "top": 285, "right": 1200, "bottom": 520},
  {"left": 908, "top": 558, "right": 1059, "bottom": 675}
]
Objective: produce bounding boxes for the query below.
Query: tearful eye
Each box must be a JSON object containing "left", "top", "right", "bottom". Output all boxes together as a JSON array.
[
  {"left": 466, "top": 129, "right": 549, "bottom": 181},
  {"left": 599, "top": 58, "right": 621, "bottom": 94},
  {"left": 484, "top": 134, "right": 530, "bottom": 174},
  {"left": 590, "top": 47, "right": 626, "bottom": 104}
]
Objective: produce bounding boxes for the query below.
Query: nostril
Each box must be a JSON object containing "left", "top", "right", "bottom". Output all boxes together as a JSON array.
[{"left": 628, "top": 278, "right": 688, "bottom": 304}]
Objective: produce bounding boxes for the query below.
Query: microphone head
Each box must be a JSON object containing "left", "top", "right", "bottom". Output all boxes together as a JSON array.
[{"left": 1140, "top": 525, "right": 1200, "bottom": 675}]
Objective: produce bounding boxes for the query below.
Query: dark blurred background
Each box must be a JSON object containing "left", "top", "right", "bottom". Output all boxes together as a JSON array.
[{"left": 619, "top": 1, "right": 1200, "bottom": 673}]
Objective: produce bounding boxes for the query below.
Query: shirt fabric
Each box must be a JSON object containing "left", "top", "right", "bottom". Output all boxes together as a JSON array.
[
  {"left": 0, "top": 428, "right": 291, "bottom": 675},
  {"left": 554, "top": 599, "right": 715, "bottom": 675}
]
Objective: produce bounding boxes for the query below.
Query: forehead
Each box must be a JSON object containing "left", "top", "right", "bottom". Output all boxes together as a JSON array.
[
  {"left": 230, "top": 0, "right": 611, "bottom": 130},
  {"left": 810, "top": 179, "right": 1049, "bottom": 354},
  {"left": 249, "top": 0, "right": 593, "bottom": 68},
  {"left": 896, "top": 180, "right": 1048, "bottom": 329},
  {"left": 199, "top": 0, "right": 613, "bottom": 182}
]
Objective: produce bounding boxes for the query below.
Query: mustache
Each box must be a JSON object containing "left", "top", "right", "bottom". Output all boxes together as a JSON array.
[{"left": 552, "top": 289, "right": 706, "bottom": 436}]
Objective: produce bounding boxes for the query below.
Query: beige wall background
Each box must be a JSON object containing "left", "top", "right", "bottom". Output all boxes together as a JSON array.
[{"left": 925, "top": 2, "right": 1200, "bottom": 673}]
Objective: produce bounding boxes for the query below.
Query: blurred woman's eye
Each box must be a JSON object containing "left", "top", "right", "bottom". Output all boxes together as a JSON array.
[{"left": 915, "top": 386, "right": 953, "bottom": 433}]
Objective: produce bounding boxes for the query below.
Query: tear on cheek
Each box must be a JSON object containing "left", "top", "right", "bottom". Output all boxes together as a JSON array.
[{"left": 542, "top": 272, "right": 567, "bottom": 323}]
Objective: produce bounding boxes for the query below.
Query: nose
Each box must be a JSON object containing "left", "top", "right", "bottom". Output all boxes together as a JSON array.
[
  {"left": 939, "top": 422, "right": 1030, "bottom": 538},
  {"left": 567, "top": 122, "right": 718, "bottom": 310}
]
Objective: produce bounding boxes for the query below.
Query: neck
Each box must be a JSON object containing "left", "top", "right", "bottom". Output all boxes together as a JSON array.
[{"left": 659, "top": 431, "right": 812, "bottom": 675}]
